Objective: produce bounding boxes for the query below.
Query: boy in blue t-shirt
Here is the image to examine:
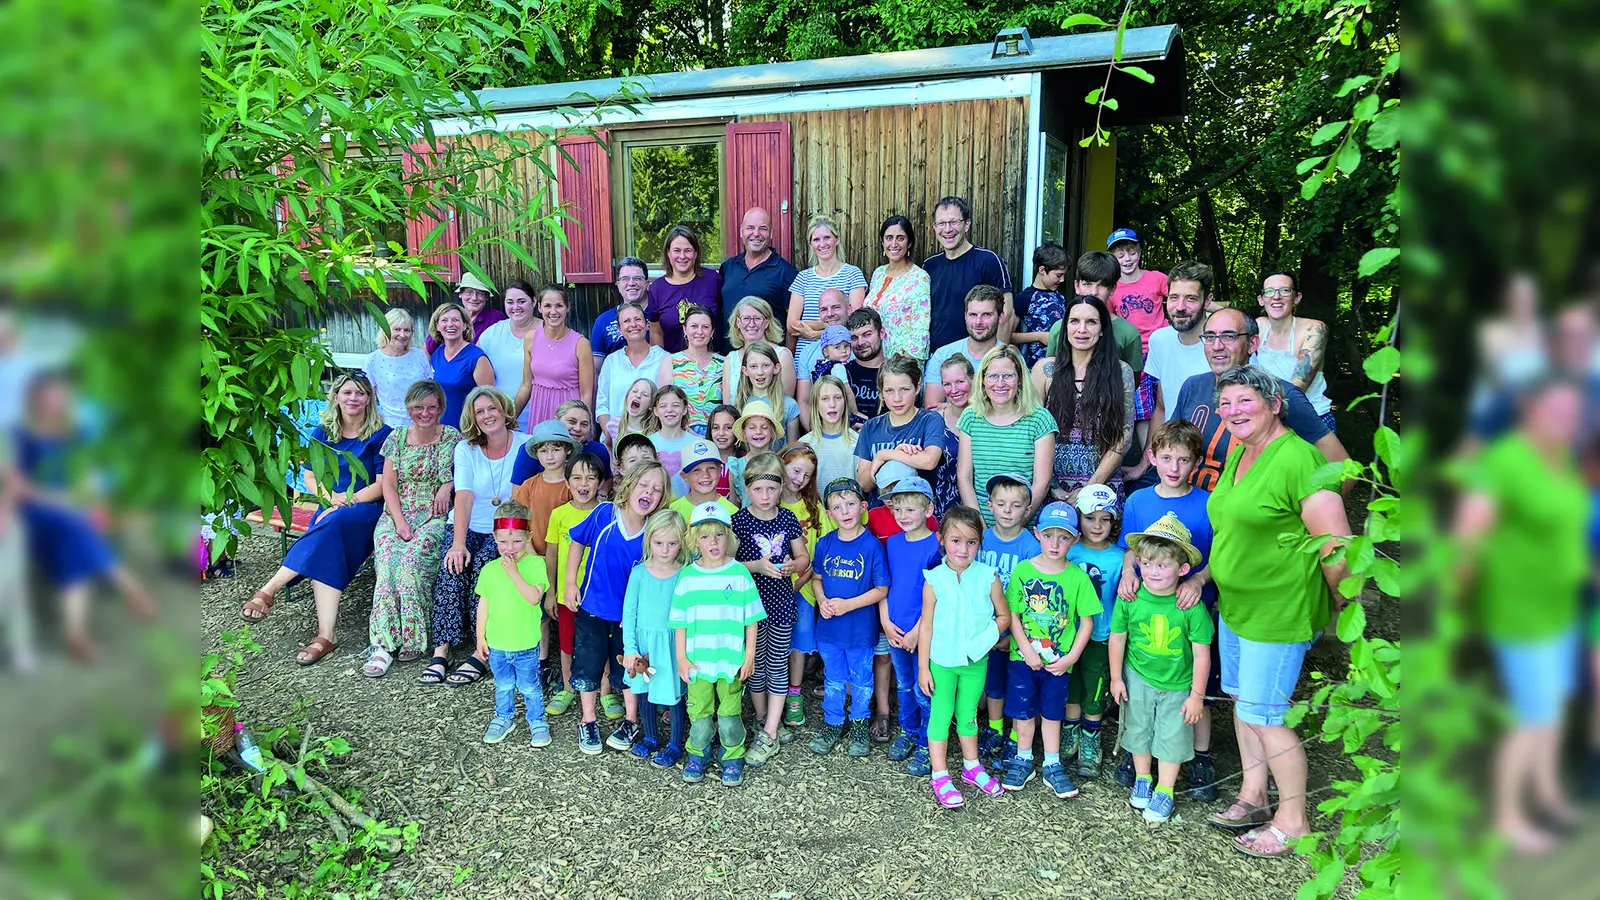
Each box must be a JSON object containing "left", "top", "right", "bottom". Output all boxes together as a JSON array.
[
  {"left": 810, "top": 480, "right": 891, "bottom": 758},
  {"left": 880, "top": 475, "right": 943, "bottom": 776},
  {"left": 1112, "top": 419, "right": 1220, "bottom": 798},
  {"left": 1065, "top": 483, "right": 1124, "bottom": 780},
  {"left": 978, "top": 473, "right": 1042, "bottom": 763}
]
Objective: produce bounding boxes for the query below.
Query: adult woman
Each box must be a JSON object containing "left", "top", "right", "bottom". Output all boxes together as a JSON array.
[
  {"left": 864, "top": 215, "right": 931, "bottom": 360},
  {"left": 854, "top": 355, "right": 947, "bottom": 494},
  {"left": 1454, "top": 376, "right": 1590, "bottom": 855},
  {"left": 595, "top": 302, "right": 666, "bottom": 438},
  {"left": 723, "top": 296, "right": 796, "bottom": 399},
  {"left": 1204, "top": 364, "right": 1351, "bottom": 860},
  {"left": 423, "top": 386, "right": 531, "bottom": 686},
  {"left": 363, "top": 380, "right": 460, "bottom": 677},
  {"left": 654, "top": 305, "right": 725, "bottom": 434},
  {"left": 645, "top": 226, "right": 723, "bottom": 353},
  {"left": 957, "top": 345, "right": 1055, "bottom": 525},
  {"left": 787, "top": 216, "right": 867, "bottom": 359},
  {"left": 1254, "top": 272, "right": 1335, "bottom": 432},
  {"left": 515, "top": 285, "right": 594, "bottom": 429},
  {"left": 427, "top": 303, "right": 493, "bottom": 431},
  {"left": 425, "top": 273, "right": 505, "bottom": 354},
  {"left": 238, "top": 373, "right": 393, "bottom": 665},
  {"left": 932, "top": 355, "right": 974, "bottom": 517},
  {"left": 363, "top": 308, "right": 432, "bottom": 426},
  {"left": 1034, "top": 295, "right": 1134, "bottom": 504},
  {"left": 476, "top": 280, "right": 540, "bottom": 399}
]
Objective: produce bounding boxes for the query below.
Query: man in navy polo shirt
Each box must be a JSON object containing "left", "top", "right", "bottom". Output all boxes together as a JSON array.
[
  {"left": 720, "top": 207, "right": 800, "bottom": 339},
  {"left": 923, "top": 196, "right": 1014, "bottom": 351}
]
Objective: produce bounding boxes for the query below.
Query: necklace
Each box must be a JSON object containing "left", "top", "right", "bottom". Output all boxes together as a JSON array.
[{"left": 483, "top": 438, "right": 516, "bottom": 506}]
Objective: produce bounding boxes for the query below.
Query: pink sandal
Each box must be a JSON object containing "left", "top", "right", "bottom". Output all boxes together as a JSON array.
[
  {"left": 962, "top": 763, "right": 1003, "bottom": 797},
  {"left": 930, "top": 774, "right": 964, "bottom": 809}
]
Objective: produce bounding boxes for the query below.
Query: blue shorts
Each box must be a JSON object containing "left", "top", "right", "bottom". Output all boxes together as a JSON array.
[
  {"left": 1002, "top": 659, "right": 1070, "bottom": 722},
  {"left": 984, "top": 648, "right": 1009, "bottom": 700},
  {"left": 792, "top": 597, "right": 817, "bottom": 654},
  {"left": 1218, "top": 617, "right": 1312, "bottom": 727},
  {"left": 1493, "top": 628, "right": 1581, "bottom": 727}
]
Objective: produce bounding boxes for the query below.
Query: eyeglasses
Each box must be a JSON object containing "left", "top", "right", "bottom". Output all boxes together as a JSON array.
[
  {"left": 1200, "top": 331, "right": 1247, "bottom": 345},
  {"left": 983, "top": 371, "right": 1019, "bottom": 384},
  {"left": 934, "top": 219, "right": 966, "bottom": 229},
  {"left": 617, "top": 275, "right": 647, "bottom": 283},
  {"left": 1261, "top": 287, "right": 1296, "bottom": 297}
]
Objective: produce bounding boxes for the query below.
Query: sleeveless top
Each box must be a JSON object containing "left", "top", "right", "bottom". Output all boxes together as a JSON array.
[
  {"left": 1256, "top": 318, "right": 1332, "bottom": 416},
  {"left": 924, "top": 561, "right": 1002, "bottom": 669},
  {"left": 523, "top": 325, "right": 583, "bottom": 429}
]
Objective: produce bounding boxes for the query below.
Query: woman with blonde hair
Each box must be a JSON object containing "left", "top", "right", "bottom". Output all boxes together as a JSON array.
[
  {"left": 364, "top": 308, "right": 433, "bottom": 426},
  {"left": 787, "top": 216, "right": 867, "bottom": 360},
  {"left": 957, "top": 344, "right": 1056, "bottom": 525},
  {"left": 427, "top": 302, "right": 493, "bottom": 431},
  {"left": 724, "top": 296, "right": 796, "bottom": 398}
]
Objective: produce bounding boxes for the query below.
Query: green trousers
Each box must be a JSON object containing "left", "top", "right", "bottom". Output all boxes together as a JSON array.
[
  {"left": 685, "top": 677, "right": 746, "bottom": 760},
  {"left": 927, "top": 658, "right": 987, "bottom": 743}
]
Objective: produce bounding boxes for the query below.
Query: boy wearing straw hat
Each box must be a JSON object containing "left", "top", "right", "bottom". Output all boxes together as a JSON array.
[{"left": 1109, "top": 513, "right": 1214, "bottom": 823}]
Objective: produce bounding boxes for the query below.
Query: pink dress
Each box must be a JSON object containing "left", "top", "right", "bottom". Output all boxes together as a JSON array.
[{"left": 523, "top": 325, "right": 582, "bottom": 429}]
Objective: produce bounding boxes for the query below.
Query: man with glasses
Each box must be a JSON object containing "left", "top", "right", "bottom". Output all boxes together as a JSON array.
[
  {"left": 1170, "top": 307, "right": 1349, "bottom": 491},
  {"left": 923, "top": 196, "right": 1014, "bottom": 351},
  {"left": 590, "top": 257, "right": 651, "bottom": 371},
  {"left": 923, "top": 285, "right": 1003, "bottom": 409},
  {"left": 719, "top": 207, "right": 800, "bottom": 337},
  {"left": 1128, "top": 261, "right": 1218, "bottom": 489}
]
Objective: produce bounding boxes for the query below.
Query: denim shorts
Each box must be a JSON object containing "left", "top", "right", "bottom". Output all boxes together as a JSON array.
[
  {"left": 792, "top": 597, "right": 817, "bottom": 654},
  {"left": 984, "top": 648, "right": 1009, "bottom": 700},
  {"left": 570, "top": 608, "right": 626, "bottom": 693},
  {"left": 1002, "top": 658, "right": 1070, "bottom": 722},
  {"left": 1493, "top": 628, "right": 1581, "bottom": 727},
  {"left": 1218, "top": 617, "right": 1312, "bottom": 727}
]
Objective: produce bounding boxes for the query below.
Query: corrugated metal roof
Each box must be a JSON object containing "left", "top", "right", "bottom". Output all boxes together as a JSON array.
[{"left": 460, "top": 25, "right": 1180, "bottom": 115}]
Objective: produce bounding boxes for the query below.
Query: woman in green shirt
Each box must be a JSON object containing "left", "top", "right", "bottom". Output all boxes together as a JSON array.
[{"left": 1204, "top": 365, "right": 1351, "bottom": 859}]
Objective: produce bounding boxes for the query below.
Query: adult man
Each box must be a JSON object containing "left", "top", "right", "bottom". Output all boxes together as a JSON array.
[
  {"left": 589, "top": 256, "right": 650, "bottom": 370},
  {"left": 1127, "top": 260, "right": 1214, "bottom": 487},
  {"left": 842, "top": 307, "right": 886, "bottom": 418},
  {"left": 795, "top": 289, "right": 852, "bottom": 411},
  {"left": 1171, "top": 307, "right": 1351, "bottom": 492},
  {"left": 923, "top": 196, "right": 1014, "bottom": 350},
  {"left": 719, "top": 208, "right": 800, "bottom": 331},
  {"left": 922, "top": 285, "right": 1002, "bottom": 409}
]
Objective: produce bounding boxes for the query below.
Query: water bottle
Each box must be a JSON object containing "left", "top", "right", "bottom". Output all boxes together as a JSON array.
[{"left": 235, "top": 723, "right": 265, "bottom": 773}]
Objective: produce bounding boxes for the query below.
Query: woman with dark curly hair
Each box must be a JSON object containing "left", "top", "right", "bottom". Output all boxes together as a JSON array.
[{"left": 1032, "top": 295, "right": 1134, "bottom": 505}]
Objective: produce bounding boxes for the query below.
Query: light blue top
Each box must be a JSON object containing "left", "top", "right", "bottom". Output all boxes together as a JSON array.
[
  {"left": 924, "top": 561, "right": 1002, "bottom": 668},
  {"left": 621, "top": 565, "right": 684, "bottom": 704}
]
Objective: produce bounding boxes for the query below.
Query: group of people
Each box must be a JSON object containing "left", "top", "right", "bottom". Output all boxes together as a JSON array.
[{"left": 236, "top": 200, "right": 1360, "bottom": 860}]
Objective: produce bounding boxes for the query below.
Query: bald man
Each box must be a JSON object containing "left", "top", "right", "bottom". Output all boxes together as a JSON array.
[{"left": 720, "top": 207, "right": 800, "bottom": 341}]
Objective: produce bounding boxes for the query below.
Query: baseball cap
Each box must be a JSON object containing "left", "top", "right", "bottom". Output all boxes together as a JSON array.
[
  {"left": 1036, "top": 501, "right": 1079, "bottom": 535},
  {"left": 820, "top": 324, "right": 852, "bottom": 346},
  {"left": 824, "top": 477, "right": 866, "bottom": 502},
  {"left": 874, "top": 460, "right": 917, "bottom": 492},
  {"left": 1106, "top": 228, "right": 1139, "bottom": 249},
  {"left": 884, "top": 475, "right": 933, "bottom": 502},
  {"left": 680, "top": 439, "right": 723, "bottom": 473},
  {"left": 984, "top": 472, "right": 1032, "bottom": 495},
  {"left": 1074, "top": 483, "right": 1120, "bottom": 517},
  {"left": 615, "top": 431, "right": 656, "bottom": 460},
  {"left": 689, "top": 501, "right": 732, "bottom": 527},
  {"left": 530, "top": 419, "right": 579, "bottom": 450}
]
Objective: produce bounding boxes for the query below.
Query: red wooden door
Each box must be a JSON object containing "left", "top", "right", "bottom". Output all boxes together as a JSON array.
[
  {"left": 723, "top": 122, "right": 793, "bottom": 261},
  {"left": 403, "top": 140, "right": 463, "bottom": 282},
  {"left": 556, "top": 133, "right": 614, "bottom": 283}
]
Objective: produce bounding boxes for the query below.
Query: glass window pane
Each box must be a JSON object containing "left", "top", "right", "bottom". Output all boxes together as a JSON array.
[
  {"left": 1042, "top": 137, "right": 1069, "bottom": 247},
  {"left": 627, "top": 142, "right": 721, "bottom": 264}
]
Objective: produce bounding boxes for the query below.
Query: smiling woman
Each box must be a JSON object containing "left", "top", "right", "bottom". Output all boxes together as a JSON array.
[
  {"left": 1034, "top": 295, "right": 1134, "bottom": 506},
  {"left": 956, "top": 345, "right": 1056, "bottom": 526}
]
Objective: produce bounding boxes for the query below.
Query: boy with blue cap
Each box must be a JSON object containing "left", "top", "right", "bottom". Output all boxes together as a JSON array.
[{"left": 880, "top": 473, "right": 943, "bottom": 775}]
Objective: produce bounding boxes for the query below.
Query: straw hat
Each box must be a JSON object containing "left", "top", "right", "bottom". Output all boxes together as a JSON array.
[
  {"left": 733, "top": 399, "right": 782, "bottom": 439},
  {"left": 1124, "top": 512, "right": 1202, "bottom": 567}
]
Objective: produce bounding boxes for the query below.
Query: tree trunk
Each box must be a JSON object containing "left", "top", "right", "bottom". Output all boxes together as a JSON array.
[
  {"left": 1197, "top": 189, "right": 1230, "bottom": 306},
  {"left": 1259, "top": 190, "right": 1283, "bottom": 275},
  {"left": 1298, "top": 218, "right": 1343, "bottom": 321}
]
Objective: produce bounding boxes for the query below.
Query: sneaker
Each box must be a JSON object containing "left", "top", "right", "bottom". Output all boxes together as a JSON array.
[
  {"left": 905, "top": 745, "right": 932, "bottom": 777},
  {"left": 1001, "top": 755, "right": 1036, "bottom": 791},
  {"left": 528, "top": 723, "right": 552, "bottom": 748},
  {"left": 810, "top": 723, "right": 844, "bottom": 755},
  {"left": 1114, "top": 751, "right": 1136, "bottom": 788},
  {"left": 995, "top": 738, "right": 1018, "bottom": 768},
  {"left": 1129, "top": 774, "right": 1154, "bottom": 810},
  {"left": 1076, "top": 729, "right": 1102, "bottom": 779},
  {"left": 1186, "top": 754, "right": 1219, "bottom": 802},
  {"left": 777, "top": 725, "right": 797, "bottom": 744},
  {"left": 721, "top": 758, "right": 745, "bottom": 787},
  {"left": 977, "top": 726, "right": 1003, "bottom": 760},
  {"left": 1144, "top": 788, "right": 1175, "bottom": 823},
  {"left": 846, "top": 719, "right": 871, "bottom": 757},
  {"left": 1041, "top": 762, "right": 1079, "bottom": 799},
  {"left": 783, "top": 694, "right": 805, "bottom": 726},
  {"left": 577, "top": 721, "right": 603, "bottom": 755},
  {"left": 1061, "top": 723, "right": 1080, "bottom": 760},
  {"left": 886, "top": 733, "right": 916, "bottom": 762},
  {"left": 600, "top": 693, "right": 625, "bottom": 721},
  {"left": 544, "top": 688, "right": 575, "bottom": 717},
  {"left": 683, "top": 752, "right": 709, "bottom": 783},
  {"left": 482, "top": 717, "right": 515, "bottom": 744},
  {"left": 629, "top": 736, "right": 661, "bottom": 760},
  {"left": 605, "top": 719, "right": 641, "bottom": 751},
  {"left": 746, "top": 731, "right": 781, "bottom": 768},
  {"left": 650, "top": 743, "right": 683, "bottom": 769},
  {"left": 961, "top": 763, "right": 1003, "bottom": 797}
]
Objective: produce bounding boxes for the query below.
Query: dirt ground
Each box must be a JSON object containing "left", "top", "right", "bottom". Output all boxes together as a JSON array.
[{"left": 204, "top": 533, "right": 1360, "bottom": 900}]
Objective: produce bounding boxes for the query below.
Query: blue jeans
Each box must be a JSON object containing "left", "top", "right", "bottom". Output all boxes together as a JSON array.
[
  {"left": 489, "top": 647, "right": 548, "bottom": 727},
  {"left": 888, "top": 645, "right": 931, "bottom": 746},
  {"left": 1493, "top": 628, "right": 1581, "bottom": 727},
  {"left": 818, "top": 642, "right": 874, "bottom": 726},
  {"left": 1218, "top": 618, "right": 1311, "bottom": 727}
]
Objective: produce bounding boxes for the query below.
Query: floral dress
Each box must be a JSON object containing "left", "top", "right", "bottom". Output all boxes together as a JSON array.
[
  {"left": 866, "top": 264, "right": 932, "bottom": 361},
  {"left": 368, "top": 425, "right": 461, "bottom": 655},
  {"left": 666, "top": 352, "right": 725, "bottom": 434}
]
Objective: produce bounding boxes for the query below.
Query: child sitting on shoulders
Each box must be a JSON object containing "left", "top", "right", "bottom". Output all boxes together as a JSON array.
[
  {"left": 475, "top": 501, "right": 553, "bottom": 747},
  {"left": 1064, "top": 483, "right": 1124, "bottom": 780},
  {"left": 621, "top": 509, "right": 690, "bottom": 769},
  {"left": 880, "top": 475, "right": 943, "bottom": 776},
  {"left": 809, "top": 479, "right": 890, "bottom": 758},
  {"left": 978, "top": 472, "right": 1042, "bottom": 765}
]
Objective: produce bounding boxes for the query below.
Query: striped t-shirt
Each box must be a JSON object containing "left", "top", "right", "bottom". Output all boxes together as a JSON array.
[
  {"left": 669, "top": 560, "right": 767, "bottom": 683},
  {"left": 957, "top": 406, "right": 1058, "bottom": 526}
]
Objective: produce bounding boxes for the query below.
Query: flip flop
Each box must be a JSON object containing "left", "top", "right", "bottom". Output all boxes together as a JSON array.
[
  {"left": 294, "top": 637, "right": 338, "bottom": 666},
  {"left": 446, "top": 655, "right": 490, "bottom": 685},
  {"left": 1234, "top": 824, "right": 1300, "bottom": 860},
  {"left": 1208, "top": 798, "right": 1274, "bottom": 831},
  {"left": 362, "top": 648, "right": 393, "bottom": 678},
  {"left": 240, "top": 591, "right": 275, "bottom": 622},
  {"left": 418, "top": 656, "right": 450, "bottom": 686}
]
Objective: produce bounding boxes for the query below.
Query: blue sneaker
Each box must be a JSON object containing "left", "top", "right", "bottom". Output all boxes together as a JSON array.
[
  {"left": 1144, "top": 788, "right": 1175, "bottom": 823},
  {"left": 721, "top": 758, "right": 745, "bottom": 787},
  {"left": 887, "top": 732, "right": 916, "bottom": 762},
  {"left": 1129, "top": 774, "right": 1154, "bottom": 810},
  {"left": 528, "top": 723, "right": 552, "bottom": 748},
  {"left": 904, "top": 745, "right": 932, "bottom": 777},
  {"left": 683, "top": 752, "right": 709, "bottom": 783},
  {"left": 482, "top": 717, "right": 515, "bottom": 743},
  {"left": 995, "top": 738, "right": 1018, "bottom": 768},
  {"left": 577, "top": 721, "right": 603, "bottom": 755},
  {"left": 1001, "top": 755, "right": 1036, "bottom": 792},
  {"left": 1114, "top": 751, "right": 1137, "bottom": 788},
  {"left": 650, "top": 743, "right": 684, "bottom": 769},
  {"left": 977, "top": 726, "right": 1003, "bottom": 760},
  {"left": 629, "top": 736, "right": 661, "bottom": 760},
  {"left": 1041, "top": 762, "right": 1079, "bottom": 799}
]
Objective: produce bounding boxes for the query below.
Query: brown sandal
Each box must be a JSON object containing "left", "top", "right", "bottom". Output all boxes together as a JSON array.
[
  {"left": 869, "top": 713, "right": 893, "bottom": 743},
  {"left": 294, "top": 636, "right": 338, "bottom": 666},
  {"left": 1208, "top": 798, "right": 1274, "bottom": 831},
  {"left": 240, "top": 591, "right": 276, "bottom": 622}
]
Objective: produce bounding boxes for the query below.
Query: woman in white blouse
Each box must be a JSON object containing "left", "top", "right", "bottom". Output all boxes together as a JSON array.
[
  {"left": 474, "top": 280, "right": 541, "bottom": 399},
  {"left": 595, "top": 302, "right": 666, "bottom": 439},
  {"left": 363, "top": 309, "right": 432, "bottom": 426}
]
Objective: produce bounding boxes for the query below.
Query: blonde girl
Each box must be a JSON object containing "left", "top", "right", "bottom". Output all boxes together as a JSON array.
[
  {"left": 365, "top": 307, "right": 433, "bottom": 426},
  {"left": 733, "top": 341, "right": 800, "bottom": 442},
  {"left": 918, "top": 505, "right": 1011, "bottom": 808},
  {"left": 649, "top": 384, "right": 696, "bottom": 494},
  {"left": 607, "top": 378, "right": 658, "bottom": 448},
  {"left": 780, "top": 443, "right": 832, "bottom": 726},
  {"left": 727, "top": 400, "right": 782, "bottom": 506},
  {"left": 799, "top": 375, "right": 860, "bottom": 488},
  {"left": 621, "top": 509, "right": 691, "bottom": 767},
  {"left": 725, "top": 296, "right": 797, "bottom": 398}
]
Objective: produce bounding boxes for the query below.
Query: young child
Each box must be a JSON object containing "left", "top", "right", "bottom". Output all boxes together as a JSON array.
[
  {"left": 1064, "top": 483, "right": 1125, "bottom": 780},
  {"left": 866, "top": 460, "right": 940, "bottom": 540},
  {"left": 1113, "top": 419, "right": 1219, "bottom": 797},
  {"left": 880, "top": 475, "right": 943, "bottom": 776},
  {"left": 780, "top": 444, "right": 832, "bottom": 727},
  {"left": 512, "top": 420, "right": 575, "bottom": 694},
  {"left": 614, "top": 432, "right": 659, "bottom": 480},
  {"left": 543, "top": 452, "right": 604, "bottom": 716},
  {"left": 727, "top": 399, "right": 782, "bottom": 506},
  {"left": 608, "top": 378, "right": 659, "bottom": 448},
  {"left": 565, "top": 461, "right": 673, "bottom": 755},
  {"left": 1109, "top": 514, "right": 1213, "bottom": 823},
  {"left": 706, "top": 404, "right": 741, "bottom": 499},
  {"left": 621, "top": 509, "right": 690, "bottom": 769},
  {"left": 648, "top": 384, "right": 696, "bottom": 495},
  {"left": 978, "top": 473, "right": 1043, "bottom": 764},
  {"left": 475, "top": 501, "right": 553, "bottom": 747},
  {"left": 918, "top": 505, "right": 1012, "bottom": 808},
  {"left": 810, "top": 324, "right": 853, "bottom": 384},
  {"left": 809, "top": 479, "right": 890, "bottom": 757},
  {"left": 733, "top": 342, "right": 800, "bottom": 443},
  {"left": 1013, "top": 243, "right": 1071, "bottom": 367},
  {"left": 732, "top": 453, "right": 811, "bottom": 767},
  {"left": 673, "top": 503, "right": 766, "bottom": 786},
  {"left": 799, "top": 375, "right": 861, "bottom": 490},
  {"left": 668, "top": 439, "right": 737, "bottom": 522},
  {"left": 1001, "top": 501, "right": 1100, "bottom": 797}
]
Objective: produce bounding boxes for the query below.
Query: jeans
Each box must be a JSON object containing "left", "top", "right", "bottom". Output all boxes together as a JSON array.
[
  {"left": 818, "top": 642, "right": 874, "bottom": 726},
  {"left": 1218, "top": 617, "right": 1312, "bottom": 727},
  {"left": 488, "top": 647, "right": 548, "bottom": 727},
  {"left": 888, "top": 645, "right": 931, "bottom": 745}
]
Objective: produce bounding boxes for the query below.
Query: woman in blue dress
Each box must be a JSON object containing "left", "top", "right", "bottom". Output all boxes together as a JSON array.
[
  {"left": 427, "top": 303, "right": 494, "bottom": 432},
  {"left": 239, "top": 372, "right": 393, "bottom": 665},
  {"left": 15, "top": 372, "right": 154, "bottom": 661}
]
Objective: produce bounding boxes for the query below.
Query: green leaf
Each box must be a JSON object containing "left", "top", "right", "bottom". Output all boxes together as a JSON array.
[
  {"left": 1335, "top": 75, "right": 1372, "bottom": 98},
  {"left": 1362, "top": 345, "right": 1401, "bottom": 383},
  {"left": 1101, "top": 97, "right": 1119, "bottom": 111},
  {"left": 1084, "top": 87, "right": 1102, "bottom": 105},
  {"left": 1335, "top": 140, "right": 1361, "bottom": 175},
  {"left": 1301, "top": 169, "right": 1328, "bottom": 200},
  {"left": 1368, "top": 557, "right": 1400, "bottom": 596},
  {"left": 1296, "top": 155, "right": 1327, "bottom": 175},
  {"left": 1353, "top": 94, "right": 1380, "bottom": 122},
  {"left": 365, "top": 56, "right": 409, "bottom": 78},
  {"left": 1337, "top": 602, "right": 1368, "bottom": 643},
  {"left": 1338, "top": 575, "right": 1366, "bottom": 600},
  {"left": 1359, "top": 247, "right": 1400, "bottom": 277},
  {"left": 1372, "top": 426, "right": 1400, "bottom": 468},
  {"left": 290, "top": 355, "right": 309, "bottom": 398},
  {"left": 1365, "top": 108, "right": 1400, "bottom": 150},
  {"left": 1120, "top": 65, "right": 1156, "bottom": 83},
  {"left": 1310, "top": 120, "right": 1348, "bottom": 147},
  {"left": 1061, "top": 12, "right": 1110, "bottom": 29},
  {"left": 1345, "top": 536, "right": 1376, "bottom": 572}
]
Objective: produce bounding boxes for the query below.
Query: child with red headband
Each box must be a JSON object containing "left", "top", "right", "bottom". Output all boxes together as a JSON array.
[{"left": 476, "top": 500, "right": 553, "bottom": 747}]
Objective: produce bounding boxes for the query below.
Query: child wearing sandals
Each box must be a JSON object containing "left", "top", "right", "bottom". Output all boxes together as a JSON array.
[
  {"left": 476, "top": 501, "right": 553, "bottom": 747},
  {"left": 918, "top": 505, "right": 1012, "bottom": 808},
  {"left": 621, "top": 509, "right": 690, "bottom": 769}
]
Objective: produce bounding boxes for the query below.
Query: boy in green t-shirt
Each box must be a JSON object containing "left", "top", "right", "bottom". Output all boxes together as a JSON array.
[
  {"left": 1001, "top": 501, "right": 1101, "bottom": 799},
  {"left": 476, "top": 500, "right": 553, "bottom": 747},
  {"left": 1109, "top": 513, "right": 1214, "bottom": 823}
]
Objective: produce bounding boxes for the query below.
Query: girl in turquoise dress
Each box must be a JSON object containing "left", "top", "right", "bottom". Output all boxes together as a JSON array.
[{"left": 621, "top": 508, "right": 690, "bottom": 769}]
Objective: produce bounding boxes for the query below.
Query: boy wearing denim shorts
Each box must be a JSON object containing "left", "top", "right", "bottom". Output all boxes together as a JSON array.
[{"left": 978, "top": 472, "right": 1041, "bottom": 763}]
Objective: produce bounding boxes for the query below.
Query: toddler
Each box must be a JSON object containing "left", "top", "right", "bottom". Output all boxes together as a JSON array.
[
  {"left": 621, "top": 509, "right": 690, "bottom": 768},
  {"left": 475, "top": 501, "right": 553, "bottom": 747}
]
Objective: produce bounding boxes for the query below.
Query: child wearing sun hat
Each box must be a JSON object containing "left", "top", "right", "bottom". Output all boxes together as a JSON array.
[{"left": 726, "top": 399, "right": 783, "bottom": 506}]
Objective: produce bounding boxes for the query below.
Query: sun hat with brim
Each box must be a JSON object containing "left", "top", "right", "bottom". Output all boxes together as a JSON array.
[
  {"left": 734, "top": 399, "right": 782, "bottom": 438},
  {"left": 457, "top": 272, "right": 495, "bottom": 294},
  {"left": 530, "top": 419, "right": 579, "bottom": 450},
  {"left": 690, "top": 501, "right": 732, "bottom": 527},
  {"left": 680, "top": 439, "right": 723, "bottom": 473},
  {"left": 874, "top": 460, "right": 917, "bottom": 493},
  {"left": 820, "top": 324, "right": 852, "bottom": 346},
  {"left": 985, "top": 471, "right": 1032, "bottom": 496},
  {"left": 1125, "top": 512, "right": 1202, "bottom": 567}
]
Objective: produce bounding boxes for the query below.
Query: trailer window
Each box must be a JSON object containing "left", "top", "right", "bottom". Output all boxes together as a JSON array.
[{"left": 613, "top": 129, "right": 724, "bottom": 270}]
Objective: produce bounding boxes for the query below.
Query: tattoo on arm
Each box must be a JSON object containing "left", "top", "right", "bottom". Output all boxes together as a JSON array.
[{"left": 1293, "top": 321, "right": 1328, "bottom": 389}]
